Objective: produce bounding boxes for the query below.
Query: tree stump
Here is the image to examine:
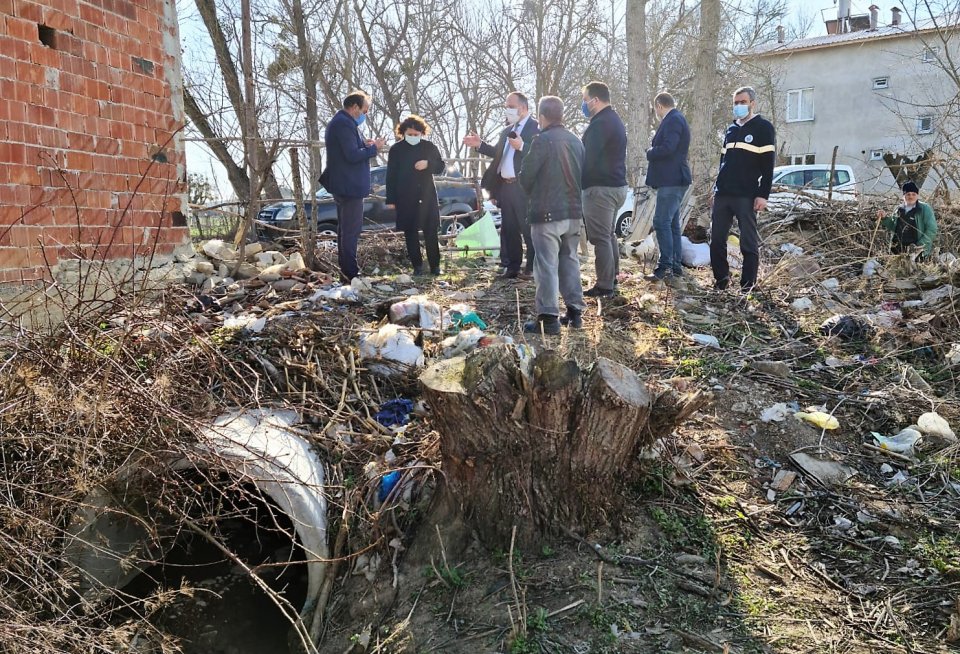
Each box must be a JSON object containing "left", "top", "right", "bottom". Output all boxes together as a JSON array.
[{"left": 420, "top": 345, "right": 705, "bottom": 549}]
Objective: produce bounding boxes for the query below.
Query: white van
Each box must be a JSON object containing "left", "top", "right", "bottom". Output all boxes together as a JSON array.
[{"left": 768, "top": 164, "right": 858, "bottom": 210}]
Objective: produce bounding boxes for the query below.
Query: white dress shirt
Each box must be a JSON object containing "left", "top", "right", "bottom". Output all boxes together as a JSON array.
[{"left": 498, "top": 115, "right": 529, "bottom": 178}]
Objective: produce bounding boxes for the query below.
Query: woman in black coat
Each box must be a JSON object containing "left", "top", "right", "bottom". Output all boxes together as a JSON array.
[{"left": 386, "top": 115, "right": 445, "bottom": 275}]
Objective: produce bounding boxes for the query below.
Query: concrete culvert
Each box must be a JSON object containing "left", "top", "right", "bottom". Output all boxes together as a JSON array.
[{"left": 65, "top": 409, "right": 328, "bottom": 653}]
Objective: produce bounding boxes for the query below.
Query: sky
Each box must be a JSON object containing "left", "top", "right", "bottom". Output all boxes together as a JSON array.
[{"left": 179, "top": 1, "right": 906, "bottom": 200}]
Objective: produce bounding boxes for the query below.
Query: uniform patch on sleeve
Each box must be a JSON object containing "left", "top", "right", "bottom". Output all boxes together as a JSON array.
[{"left": 744, "top": 134, "right": 754, "bottom": 143}]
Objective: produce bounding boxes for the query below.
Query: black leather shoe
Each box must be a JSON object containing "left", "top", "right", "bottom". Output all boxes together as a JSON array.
[
  {"left": 583, "top": 285, "right": 615, "bottom": 298},
  {"left": 498, "top": 269, "right": 520, "bottom": 280},
  {"left": 430, "top": 268, "right": 441, "bottom": 276},
  {"left": 412, "top": 266, "right": 424, "bottom": 276},
  {"left": 523, "top": 314, "right": 561, "bottom": 335},
  {"left": 559, "top": 307, "right": 583, "bottom": 329}
]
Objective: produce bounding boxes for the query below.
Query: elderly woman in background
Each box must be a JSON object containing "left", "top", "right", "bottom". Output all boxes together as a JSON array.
[{"left": 386, "top": 115, "right": 446, "bottom": 275}]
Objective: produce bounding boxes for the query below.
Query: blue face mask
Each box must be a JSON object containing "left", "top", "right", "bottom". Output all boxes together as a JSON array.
[
  {"left": 581, "top": 100, "right": 591, "bottom": 119},
  {"left": 355, "top": 113, "right": 367, "bottom": 126},
  {"left": 733, "top": 104, "right": 749, "bottom": 120},
  {"left": 404, "top": 135, "right": 421, "bottom": 146}
]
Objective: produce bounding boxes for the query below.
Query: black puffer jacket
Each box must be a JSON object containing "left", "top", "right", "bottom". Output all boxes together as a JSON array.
[{"left": 518, "top": 123, "right": 585, "bottom": 224}]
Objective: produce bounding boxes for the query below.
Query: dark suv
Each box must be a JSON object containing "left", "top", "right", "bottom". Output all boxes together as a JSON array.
[{"left": 257, "top": 166, "right": 480, "bottom": 238}]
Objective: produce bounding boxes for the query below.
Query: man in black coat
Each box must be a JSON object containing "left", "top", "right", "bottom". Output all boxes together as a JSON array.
[
  {"left": 645, "top": 91, "right": 692, "bottom": 281},
  {"left": 320, "top": 90, "right": 387, "bottom": 282},
  {"left": 709, "top": 85, "right": 776, "bottom": 291},
  {"left": 463, "top": 92, "right": 539, "bottom": 278}
]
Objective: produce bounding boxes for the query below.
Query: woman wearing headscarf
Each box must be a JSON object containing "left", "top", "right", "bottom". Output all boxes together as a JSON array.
[{"left": 386, "top": 115, "right": 445, "bottom": 275}]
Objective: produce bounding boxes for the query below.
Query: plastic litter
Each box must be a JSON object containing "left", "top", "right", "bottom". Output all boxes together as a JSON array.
[
  {"left": 820, "top": 315, "right": 871, "bottom": 341},
  {"left": 872, "top": 428, "right": 922, "bottom": 455},
  {"left": 449, "top": 310, "right": 487, "bottom": 331},
  {"left": 375, "top": 399, "right": 415, "bottom": 427},
  {"left": 790, "top": 452, "right": 857, "bottom": 486},
  {"left": 455, "top": 213, "right": 500, "bottom": 256},
  {"left": 862, "top": 258, "right": 880, "bottom": 277},
  {"left": 389, "top": 295, "right": 442, "bottom": 330},
  {"left": 691, "top": 333, "right": 721, "bottom": 349},
  {"left": 359, "top": 324, "right": 424, "bottom": 374},
  {"left": 791, "top": 297, "right": 813, "bottom": 311},
  {"left": 780, "top": 243, "right": 804, "bottom": 255},
  {"left": 794, "top": 409, "right": 840, "bottom": 430},
  {"left": 379, "top": 470, "right": 401, "bottom": 501},
  {"left": 441, "top": 327, "right": 486, "bottom": 358},
  {"left": 222, "top": 314, "right": 267, "bottom": 332},
  {"left": 821, "top": 277, "right": 840, "bottom": 291},
  {"left": 917, "top": 411, "right": 957, "bottom": 441},
  {"left": 760, "top": 403, "right": 792, "bottom": 422},
  {"left": 680, "top": 236, "right": 711, "bottom": 267},
  {"left": 309, "top": 286, "right": 360, "bottom": 303}
]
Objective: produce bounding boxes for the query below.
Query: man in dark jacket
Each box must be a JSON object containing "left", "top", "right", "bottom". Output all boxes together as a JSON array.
[
  {"left": 580, "top": 81, "right": 628, "bottom": 297},
  {"left": 518, "top": 96, "right": 586, "bottom": 335},
  {"left": 709, "top": 86, "right": 775, "bottom": 291},
  {"left": 645, "top": 91, "right": 691, "bottom": 281},
  {"left": 463, "top": 92, "right": 539, "bottom": 278},
  {"left": 321, "top": 90, "right": 387, "bottom": 282}
]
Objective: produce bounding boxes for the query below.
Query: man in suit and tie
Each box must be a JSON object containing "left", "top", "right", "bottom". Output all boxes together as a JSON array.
[{"left": 463, "top": 92, "right": 540, "bottom": 279}]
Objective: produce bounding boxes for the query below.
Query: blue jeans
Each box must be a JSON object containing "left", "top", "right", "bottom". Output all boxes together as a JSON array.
[{"left": 652, "top": 185, "right": 688, "bottom": 276}]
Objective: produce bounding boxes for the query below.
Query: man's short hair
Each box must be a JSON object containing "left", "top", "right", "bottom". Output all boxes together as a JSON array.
[
  {"left": 654, "top": 92, "right": 676, "bottom": 108},
  {"left": 507, "top": 91, "right": 529, "bottom": 109},
  {"left": 343, "top": 90, "right": 370, "bottom": 110},
  {"left": 583, "top": 81, "right": 611, "bottom": 103},
  {"left": 733, "top": 86, "right": 756, "bottom": 102},
  {"left": 538, "top": 96, "right": 564, "bottom": 123}
]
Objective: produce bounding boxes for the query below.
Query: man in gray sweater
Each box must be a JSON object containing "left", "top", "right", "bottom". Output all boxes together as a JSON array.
[{"left": 518, "top": 96, "right": 586, "bottom": 335}]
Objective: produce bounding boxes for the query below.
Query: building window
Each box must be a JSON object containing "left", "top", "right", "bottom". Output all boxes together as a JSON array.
[
  {"left": 789, "top": 153, "right": 816, "bottom": 165},
  {"left": 917, "top": 116, "right": 934, "bottom": 134},
  {"left": 786, "top": 88, "right": 814, "bottom": 122},
  {"left": 922, "top": 47, "right": 939, "bottom": 63},
  {"left": 869, "top": 149, "right": 885, "bottom": 161},
  {"left": 872, "top": 77, "right": 889, "bottom": 90}
]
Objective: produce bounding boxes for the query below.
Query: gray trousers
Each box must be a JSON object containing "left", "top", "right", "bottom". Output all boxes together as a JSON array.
[
  {"left": 530, "top": 218, "right": 584, "bottom": 316},
  {"left": 582, "top": 185, "right": 629, "bottom": 289}
]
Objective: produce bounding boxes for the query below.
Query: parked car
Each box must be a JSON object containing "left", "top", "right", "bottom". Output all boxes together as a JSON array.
[
  {"left": 256, "top": 166, "right": 480, "bottom": 238},
  {"left": 768, "top": 164, "right": 858, "bottom": 210}
]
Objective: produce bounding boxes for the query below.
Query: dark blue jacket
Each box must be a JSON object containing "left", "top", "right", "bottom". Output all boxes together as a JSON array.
[
  {"left": 321, "top": 109, "right": 379, "bottom": 199},
  {"left": 644, "top": 108, "right": 691, "bottom": 189}
]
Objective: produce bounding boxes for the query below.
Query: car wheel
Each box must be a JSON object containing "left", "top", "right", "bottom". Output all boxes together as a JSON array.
[
  {"left": 615, "top": 212, "right": 633, "bottom": 238},
  {"left": 441, "top": 217, "right": 472, "bottom": 237},
  {"left": 317, "top": 222, "right": 338, "bottom": 238}
]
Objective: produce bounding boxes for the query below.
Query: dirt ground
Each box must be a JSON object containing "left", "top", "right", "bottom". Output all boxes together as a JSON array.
[{"left": 305, "top": 225, "right": 960, "bottom": 654}]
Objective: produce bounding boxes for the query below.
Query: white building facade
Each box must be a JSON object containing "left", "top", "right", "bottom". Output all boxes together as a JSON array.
[{"left": 746, "top": 8, "right": 959, "bottom": 194}]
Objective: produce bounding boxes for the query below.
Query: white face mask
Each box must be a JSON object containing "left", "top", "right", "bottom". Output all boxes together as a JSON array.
[
  {"left": 404, "top": 134, "right": 421, "bottom": 146},
  {"left": 504, "top": 107, "right": 520, "bottom": 124}
]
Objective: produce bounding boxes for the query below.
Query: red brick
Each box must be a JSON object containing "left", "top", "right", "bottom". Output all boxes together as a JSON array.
[
  {"left": 5, "top": 16, "right": 38, "bottom": 42},
  {"left": 16, "top": 2, "right": 44, "bottom": 23}
]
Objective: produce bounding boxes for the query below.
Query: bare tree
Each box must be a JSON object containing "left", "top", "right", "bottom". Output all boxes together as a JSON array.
[
  {"left": 626, "top": 0, "right": 649, "bottom": 185},
  {"left": 689, "top": 0, "right": 721, "bottom": 190}
]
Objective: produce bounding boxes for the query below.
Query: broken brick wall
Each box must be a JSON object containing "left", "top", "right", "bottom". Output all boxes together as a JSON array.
[{"left": 0, "top": 0, "right": 192, "bottom": 323}]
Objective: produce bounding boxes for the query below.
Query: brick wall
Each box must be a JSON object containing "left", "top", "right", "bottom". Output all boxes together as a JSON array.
[{"left": 0, "top": 0, "right": 190, "bottom": 297}]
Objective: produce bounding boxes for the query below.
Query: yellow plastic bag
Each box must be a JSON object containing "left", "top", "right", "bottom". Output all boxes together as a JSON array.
[{"left": 794, "top": 410, "right": 839, "bottom": 430}]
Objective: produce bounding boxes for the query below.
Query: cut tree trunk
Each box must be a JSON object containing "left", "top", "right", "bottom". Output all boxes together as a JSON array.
[{"left": 420, "top": 345, "right": 706, "bottom": 549}]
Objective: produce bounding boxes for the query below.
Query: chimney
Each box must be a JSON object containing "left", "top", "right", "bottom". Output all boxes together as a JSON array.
[
  {"left": 869, "top": 4, "right": 879, "bottom": 30},
  {"left": 777, "top": 24, "right": 785, "bottom": 43},
  {"left": 892, "top": 7, "right": 902, "bottom": 26},
  {"left": 838, "top": 0, "right": 852, "bottom": 32}
]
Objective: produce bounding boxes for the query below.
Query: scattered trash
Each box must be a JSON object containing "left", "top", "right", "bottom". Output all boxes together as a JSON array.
[
  {"left": 389, "top": 296, "right": 443, "bottom": 330},
  {"left": 780, "top": 243, "right": 804, "bottom": 255},
  {"left": 374, "top": 399, "right": 415, "bottom": 427},
  {"left": 770, "top": 470, "right": 797, "bottom": 492},
  {"left": 920, "top": 285, "right": 955, "bottom": 305},
  {"left": 882, "top": 535, "right": 903, "bottom": 550},
  {"left": 917, "top": 411, "right": 957, "bottom": 442},
  {"left": 455, "top": 213, "right": 500, "bottom": 256},
  {"left": 222, "top": 314, "right": 267, "bottom": 333},
  {"left": 862, "top": 258, "right": 880, "bottom": 276},
  {"left": 359, "top": 324, "right": 424, "bottom": 374},
  {"left": 351, "top": 277, "right": 373, "bottom": 292},
  {"left": 691, "top": 333, "right": 720, "bottom": 349},
  {"left": 945, "top": 344, "right": 960, "bottom": 365},
  {"left": 794, "top": 409, "right": 839, "bottom": 430},
  {"left": 887, "top": 470, "right": 911, "bottom": 487},
  {"left": 760, "top": 403, "right": 792, "bottom": 423},
  {"left": 821, "top": 277, "right": 840, "bottom": 291},
  {"left": 396, "top": 273, "right": 414, "bottom": 285},
  {"left": 819, "top": 315, "right": 871, "bottom": 341},
  {"left": 872, "top": 428, "right": 922, "bottom": 455},
  {"left": 680, "top": 236, "right": 711, "bottom": 268},
  {"left": 440, "top": 327, "right": 487, "bottom": 358},
  {"left": 879, "top": 463, "right": 894, "bottom": 475},
  {"left": 449, "top": 310, "right": 487, "bottom": 331},
  {"left": 790, "top": 452, "right": 857, "bottom": 486},
  {"left": 379, "top": 470, "right": 402, "bottom": 501},
  {"left": 832, "top": 516, "right": 854, "bottom": 531},
  {"left": 791, "top": 297, "right": 813, "bottom": 311},
  {"left": 866, "top": 309, "right": 902, "bottom": 328}
]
